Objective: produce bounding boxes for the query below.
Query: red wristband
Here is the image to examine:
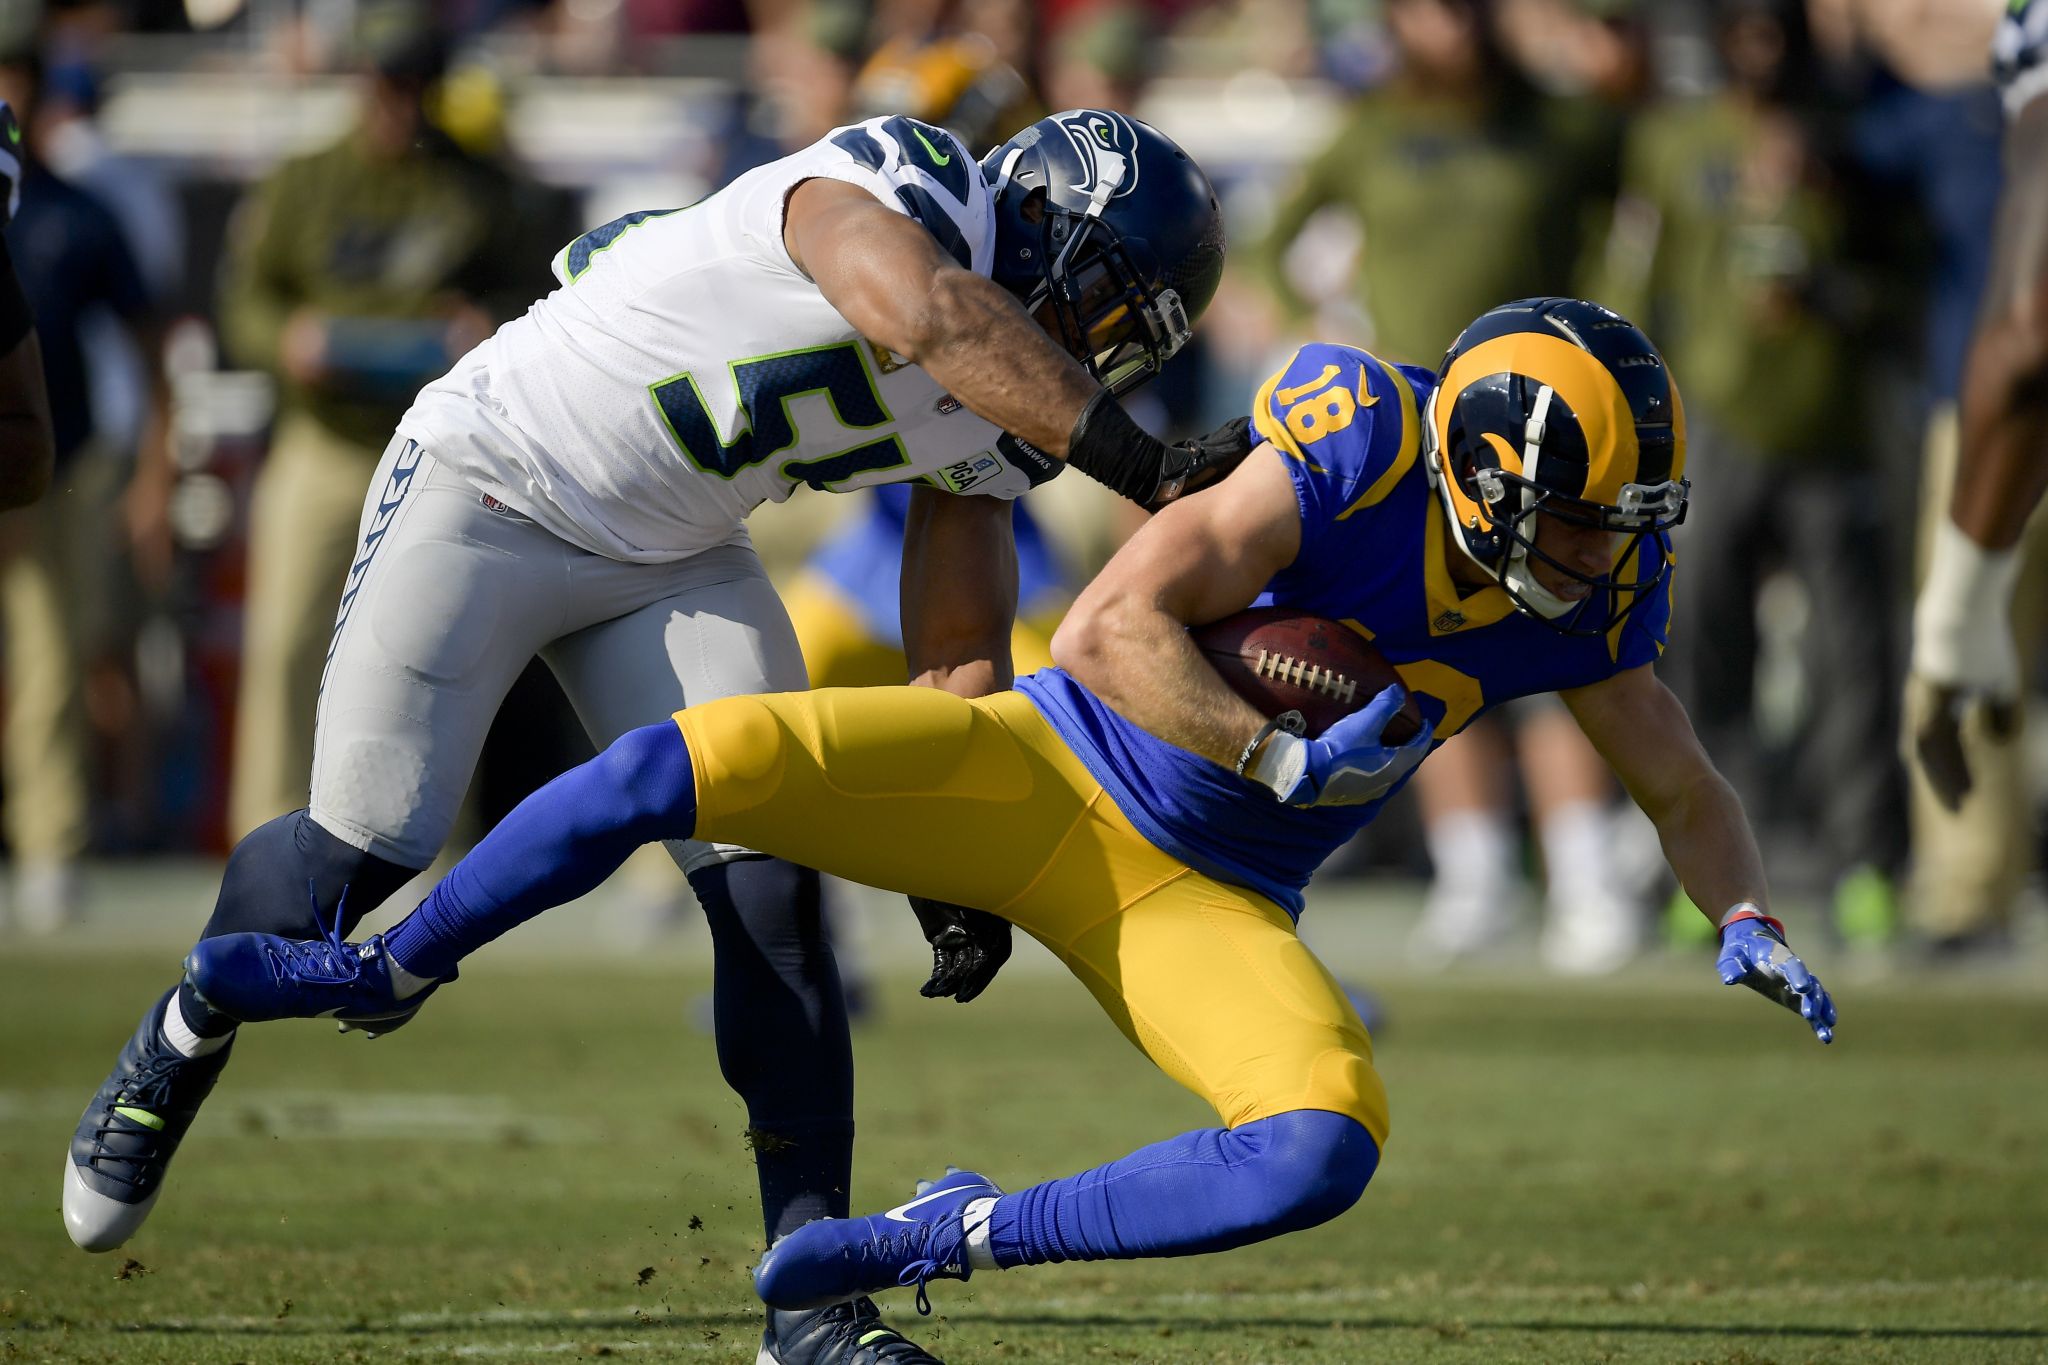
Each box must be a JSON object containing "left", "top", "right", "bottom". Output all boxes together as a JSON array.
[{"left": 1717, "top": 905, "right": 1786, "bottom": 939}]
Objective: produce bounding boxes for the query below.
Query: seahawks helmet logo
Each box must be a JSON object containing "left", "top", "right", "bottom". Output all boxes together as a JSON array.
[{"left": 1057, "top": 109, "right": 1141, "bottom": 202}]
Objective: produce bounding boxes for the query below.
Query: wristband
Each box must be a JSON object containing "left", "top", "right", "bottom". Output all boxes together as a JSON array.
[
  {"left": 1238, "top": 710, "right": 1307, "bottom": 798},
  {"left": 1066, "top": 387, "right": 1170, "bottom": 505},
  {"left": 1912, "top": 518, "right": 2023, "bottom": 687},
  {"left": 1717, "top": 902, "right": 1786, "bottom": 940}
]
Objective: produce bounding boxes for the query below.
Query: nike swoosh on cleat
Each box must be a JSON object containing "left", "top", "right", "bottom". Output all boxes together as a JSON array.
[{"left": 882, "top": 1183, "right": 994, "bottom": 1222}]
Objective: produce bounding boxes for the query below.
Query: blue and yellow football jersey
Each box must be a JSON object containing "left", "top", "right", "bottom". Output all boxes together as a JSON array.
[{"left": 1017, "top": 343, "right": 1675, "bottom": 916}]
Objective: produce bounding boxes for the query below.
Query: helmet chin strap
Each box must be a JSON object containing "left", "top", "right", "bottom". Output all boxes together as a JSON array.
[{"left": 1501, "top": 550, "right": 1581, "bottom": 619}]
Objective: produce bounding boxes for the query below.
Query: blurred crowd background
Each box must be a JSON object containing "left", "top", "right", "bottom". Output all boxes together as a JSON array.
[{"left": 0, "top": 0, "right": 2029, "bottom": 973}]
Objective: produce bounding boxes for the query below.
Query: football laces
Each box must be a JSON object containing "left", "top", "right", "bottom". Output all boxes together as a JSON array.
[{"left": 1252, "top": 649, "right": 1358, "bottom": 703}]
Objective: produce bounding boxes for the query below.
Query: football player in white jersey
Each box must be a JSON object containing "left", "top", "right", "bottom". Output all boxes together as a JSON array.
[
  {"left": 65, "top": 107, "right": 1233, "bottom": 1364},
  {"left": 1910, "top": 3, "right": 2048, "bottom": 816}
]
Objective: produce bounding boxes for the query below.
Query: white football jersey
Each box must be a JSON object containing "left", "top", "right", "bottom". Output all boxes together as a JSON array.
[{"left": 396, "top": 116, "right": 1058, "bottom": 563}]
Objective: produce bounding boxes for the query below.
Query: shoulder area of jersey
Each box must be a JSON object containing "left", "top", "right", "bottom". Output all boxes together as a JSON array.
[
  {"left": 1994, "top": 0, "right": 2048, "bottom": 118},
  {"left": 826, "top": 115, "right": 986, "bottom": 209},
  {"left": 1252, "top": 342, "right": 1425, "bottom": 465}
]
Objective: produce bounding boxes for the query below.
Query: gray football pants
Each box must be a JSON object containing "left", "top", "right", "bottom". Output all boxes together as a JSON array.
[{"left": 309, "top": 436, "right": 807, "bottom": 871}]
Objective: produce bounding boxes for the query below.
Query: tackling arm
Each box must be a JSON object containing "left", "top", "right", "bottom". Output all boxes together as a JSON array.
[
  {"left": 784, "top": 179, "right": 1251, "bottom": 508},
  {"left": 785, "top": 177, "right": 1098, "bottom": 456}
]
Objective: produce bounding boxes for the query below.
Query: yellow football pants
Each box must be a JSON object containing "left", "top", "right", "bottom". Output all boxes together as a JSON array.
[{"left": 674, "top": 686, "right": 1390, "bottom": 1147}]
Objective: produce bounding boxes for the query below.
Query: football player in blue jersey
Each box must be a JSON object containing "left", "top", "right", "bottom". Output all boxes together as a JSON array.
[{"left": 186, "top": 298, "right": 1834, "bottom": 1319}]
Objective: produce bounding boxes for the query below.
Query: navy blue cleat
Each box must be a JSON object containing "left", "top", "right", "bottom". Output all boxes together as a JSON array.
[
  {"left": 755, "top": 1168, "right": 1002, "bottom": 1315},
  {"left": 183, "top": 929, "right": 448, "bottom": 1034},
  {"left": 64, "top": 989, "right": 235, "bottom": 1252},
  {"left": 758, "top": 1296, "right": 946, "bottom": 1363}
]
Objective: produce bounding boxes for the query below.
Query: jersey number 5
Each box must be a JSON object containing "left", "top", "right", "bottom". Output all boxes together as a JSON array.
[{"left": 649, "top": 343, "right": 911, "bottom": 491}]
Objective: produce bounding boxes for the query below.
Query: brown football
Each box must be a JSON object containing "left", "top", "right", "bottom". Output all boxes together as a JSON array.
[{"left": 1190, "top": 607, "right": 1422, "bottom": 741}]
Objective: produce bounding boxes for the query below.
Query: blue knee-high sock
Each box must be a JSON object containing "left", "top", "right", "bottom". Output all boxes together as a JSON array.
[
  {"left": 691, "top": 858, "right": 855, "bottom": 1243},
  {"left": 383, "top": 723, "right": 698, "bottom": 979},
  {"left": 988, "top": 1110, "right": 1377, "bottom": 1266}
]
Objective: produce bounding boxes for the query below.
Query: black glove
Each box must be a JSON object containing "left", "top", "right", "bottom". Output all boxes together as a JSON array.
[
  {"left": 1155, "top": 415, "right": 1257, "bottom": 510},
  {"left": 1065, "top": 389, "right": 1259, "bottom": 512},
  {"left": 908, "top": 895, "right": 1012, "bottom": 1003}
]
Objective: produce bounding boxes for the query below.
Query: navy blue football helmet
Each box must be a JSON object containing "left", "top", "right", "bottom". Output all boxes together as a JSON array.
[{"left": 980, "top": 109, "right": 1225, "bottom": 396}]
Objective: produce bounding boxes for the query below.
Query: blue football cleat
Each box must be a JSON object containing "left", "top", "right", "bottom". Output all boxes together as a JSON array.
[
  {"left": 183, "top": 929, "right": 448, "bottom": 1032},
  {"left": 64, "top": 989, "right": 235, "bottom": 1252},
  {"left": 755, "top": 1168, "right": 1002, "bottom": 1315},
  {"left": 757, "top": 1296, "right": 945, "bottom": 1363}
]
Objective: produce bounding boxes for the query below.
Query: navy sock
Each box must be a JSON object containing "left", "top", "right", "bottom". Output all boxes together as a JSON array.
[
  {"left": 178, "top": 810, "right": 417, "bottom": 1038},
  {"left": 690, "top": 858, "right": 855, "bottom": 1243},
  {"left": 383, "top": 723, "right": 698, "bottom": 980},
  {"left": 988, "top": 1110, "right": 1377, "bottom": 1265}
]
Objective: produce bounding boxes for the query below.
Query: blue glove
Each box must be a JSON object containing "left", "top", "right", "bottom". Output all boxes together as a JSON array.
[
  {"left": 1715, "top": 909, "right": 1835, "bottom": 1044},
  {"left": 1248, "top": 684, "right": 1436, "bottom": 807}
]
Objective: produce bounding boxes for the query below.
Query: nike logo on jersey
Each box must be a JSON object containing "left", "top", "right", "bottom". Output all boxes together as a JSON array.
[
  {"left": 911, "top": 126, "right": 952, "bottom": 167},
  {"left": 883, "top": 1182, "right": 995, "bottom": 1222}
]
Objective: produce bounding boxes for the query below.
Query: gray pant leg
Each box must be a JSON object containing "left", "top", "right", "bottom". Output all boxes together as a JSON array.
[
  {"left": 543, "top": 544, "right": 809, "bottom": 872},
  {"left": 308, "top": 447, "right": 573, "bottom": 867}
]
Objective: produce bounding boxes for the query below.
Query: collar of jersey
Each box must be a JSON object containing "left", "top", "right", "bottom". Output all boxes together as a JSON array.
[{"left": 1423, "top": 507, "right": 1518, "bottom": 636}]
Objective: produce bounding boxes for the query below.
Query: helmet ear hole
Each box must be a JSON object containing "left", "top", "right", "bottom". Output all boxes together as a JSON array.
[{"left": 1019, "top": 186, "right": 1049, "bottom": 226}]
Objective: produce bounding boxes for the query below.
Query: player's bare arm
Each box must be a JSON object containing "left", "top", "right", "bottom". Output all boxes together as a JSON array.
[
  {"left": 1053, "top": 444, "right": 1302, "bottom": 767},
  {"left": 1908, "top": 95, "right": 2048, "bottom": 805},
  {"left": 1562, "top": 664, "right": 1767, "bottom": 923},
  {"left": 785, "top": 178, "right": 1099, "bottom": 457},
  {"left": 1564, "top": 663, "right": 1834, "bottom": 1041},
  {"left": 901, "top": 486, "right": 1019, "bottom": 698},
  {"left": 1949, "top": 97, "right": 2048, "bottom": 553}
]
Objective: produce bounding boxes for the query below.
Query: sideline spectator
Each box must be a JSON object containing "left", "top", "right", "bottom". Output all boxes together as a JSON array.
[
  {"left": 0, "top": 48, "right": 163, "bottom": 931},
  {"left": 0, "top": 97, "right": 53, "bottom": 511},
  {"left": 1594, "top": 0, "right": 1904, "bottom": 941}
]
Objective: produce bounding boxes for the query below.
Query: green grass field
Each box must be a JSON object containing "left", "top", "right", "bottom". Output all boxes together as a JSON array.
[{"left": 4, "top": 947, "right": 2046, "bottom": 1364}]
